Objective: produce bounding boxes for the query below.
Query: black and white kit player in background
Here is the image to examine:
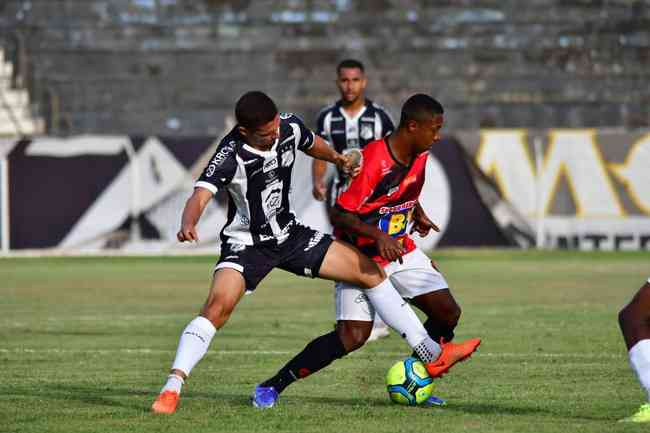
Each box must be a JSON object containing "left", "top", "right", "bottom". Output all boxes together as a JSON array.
[
  {"left": 151, "top": 91, "right": 455, "bottom": 414},
  {"left": 312, "top": 58, "right": 395, "bottom": 342}
]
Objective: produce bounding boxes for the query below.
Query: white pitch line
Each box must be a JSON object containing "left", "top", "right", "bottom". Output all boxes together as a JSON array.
[{"left": 0, "top": 348, "right": 626, "bottom": 359}]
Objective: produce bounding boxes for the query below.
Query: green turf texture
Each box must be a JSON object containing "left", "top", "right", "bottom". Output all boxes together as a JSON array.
[{"left": 1, "top": 250, "right": 649, "bottom": 433}]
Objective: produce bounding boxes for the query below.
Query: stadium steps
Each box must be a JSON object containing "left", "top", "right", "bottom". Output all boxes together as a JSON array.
[{"left": 0, "top": 48, "right": 44, "bottom": 136}]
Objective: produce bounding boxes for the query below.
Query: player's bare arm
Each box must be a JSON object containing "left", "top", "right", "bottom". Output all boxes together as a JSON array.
[
  {"left": 329, "top": 206, "right": 405, "bottom": 263},
  {"left": 177, "top": 187, "right": 213, "bottom": 242},
  {"left": 410, "top": 201, "right": 440, "bottom": 237},
  {"left": 304, "top": 135, "right": 360, "bottom": 177},
  {"left": 312, "top": 158, "right": 328, "bottom": 201}
]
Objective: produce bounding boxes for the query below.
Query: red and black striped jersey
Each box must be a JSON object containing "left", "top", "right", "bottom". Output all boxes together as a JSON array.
[{"left": 335, "top": 138, "right": 427, "bottom": 266}]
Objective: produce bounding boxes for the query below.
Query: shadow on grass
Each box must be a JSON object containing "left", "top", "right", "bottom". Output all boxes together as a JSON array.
[{"left": 5, "top": 386, "right": 617, "bottom": 422}]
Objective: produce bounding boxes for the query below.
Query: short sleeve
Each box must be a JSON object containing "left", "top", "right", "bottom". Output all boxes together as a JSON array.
[
  {"left": 315, "top": 108, "right": 331, "bottom": 142},
  {"left": 195, "top": 139, "right": 238, "bottom": 194},
  {"left": 379, "top": 109, "right": 395, "bottom": 137},
  {"left": 282, "top": 113, "right": 315, "bottom": 151}
]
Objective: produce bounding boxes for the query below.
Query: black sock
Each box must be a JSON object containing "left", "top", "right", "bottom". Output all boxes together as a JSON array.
[
  {"left": 260, "top": 331, "right": 347, "bottom": 394},
  {"left": 411, "top": 318, "right": 455, "bottom": 359}
]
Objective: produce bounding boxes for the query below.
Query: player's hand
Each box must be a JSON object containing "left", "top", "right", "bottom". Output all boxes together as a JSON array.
[
  {"left": 312, "top": 181, "right": 327, "bottom": 201},
  {"left": 177, "top": 225, "right": 199, "bottom": 243},
  {"left": 410, "top": 212, "right": 439, "bottom": 237},
  {"left": 376, "top": 233, "right": 405, "bottom": 264},
  {"left": 337, "top": 149, "right": 362, "bottom": 178}
]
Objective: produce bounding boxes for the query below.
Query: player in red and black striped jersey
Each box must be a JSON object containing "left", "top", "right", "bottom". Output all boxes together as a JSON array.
[
  {"left": 255, "top": 95, "right": 481, "bottom": 407},
  {"left": 333, "top": 136, "right": 428, "bottom": 266}
]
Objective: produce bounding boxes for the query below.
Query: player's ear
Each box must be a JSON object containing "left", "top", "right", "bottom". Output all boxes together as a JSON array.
[
  {"left": 407, "top": 119, "right": 418, "bottom": 132},
  {"left": 238, "top": 125, "right": 249, "bottom": 139}
]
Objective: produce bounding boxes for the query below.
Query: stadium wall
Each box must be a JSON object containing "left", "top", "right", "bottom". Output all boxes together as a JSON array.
[{"left": 4, "top": 129, "right": 649, "bottom": 253}]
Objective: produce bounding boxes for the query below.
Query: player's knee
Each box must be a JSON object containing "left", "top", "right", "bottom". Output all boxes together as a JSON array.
[
  {"left": 618, "top": 303, "right": 634, "bottom": 329},
  {"left": 439, "top": 301, "right": 461, "bottom": 330},
  {"left": 337, "top": 321, "right": 372, "bottom": 352},
  {"left": 356, "top": 261, "right": 386, "bottom": 289},
  {"left": 201, "top": 298, "right": 236, "bottom": 329}
]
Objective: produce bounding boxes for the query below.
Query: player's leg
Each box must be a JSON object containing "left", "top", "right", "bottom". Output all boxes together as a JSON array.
[
  {"left": 618, "top": 279, "right": 650, "bottom": 422},
  {"left": 368, "top": 315, "right": 391, "bottom": 342},
  {"left": 253, "top": 283, "right": 375, "bottom": 407},
  {"left": 152, "top": 268, "right": 246, "bottom": 414},
  {"left": 254, "top": 236, "right": 437, "bottom": 408},
  {"left": 385, "top": 248, "right": 479, "bottom": 377},
  {"left": 319, "top": 240, "right": 479, "bottom": 377},
  {"left": 411, "top": 289, "right": 461, "bottom": 343},
  {"left": 319, "top": 240, "right": 443, "bottom": 359}
]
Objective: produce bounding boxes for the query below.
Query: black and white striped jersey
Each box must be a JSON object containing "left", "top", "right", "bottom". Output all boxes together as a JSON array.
[
  {"left": 196, "top": 113, "right": 315, "bottom": 246},
  {"left": 316, "top": 99, "right": 394, "bottom": 156}
]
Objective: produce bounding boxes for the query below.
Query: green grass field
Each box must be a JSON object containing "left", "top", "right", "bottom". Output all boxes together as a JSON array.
[{"left": 1, "top": 250, "right": 649, "bottom": 433}]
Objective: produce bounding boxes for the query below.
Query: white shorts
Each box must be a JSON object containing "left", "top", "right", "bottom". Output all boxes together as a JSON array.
[{"left": 334, "top": 248, "right": 449, "bottom": 322}]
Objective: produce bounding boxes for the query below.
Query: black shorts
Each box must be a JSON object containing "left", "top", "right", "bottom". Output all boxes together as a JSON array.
[{"left": 215, "top": 224, "right": 334, "bottom": 292}]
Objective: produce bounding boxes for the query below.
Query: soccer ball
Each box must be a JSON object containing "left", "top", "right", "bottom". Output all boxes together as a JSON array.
[{"left": 385, "top": 357, "right": 434, "bottom": 405}]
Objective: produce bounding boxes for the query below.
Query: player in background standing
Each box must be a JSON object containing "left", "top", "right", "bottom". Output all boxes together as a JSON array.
[
  {"left": 151, "top": 91, "right": 481, "bottom": 414},
  {"left": 619, "top": 278, "right": 650, "bottom": 422},
  {"left": 313, "top": 59, "right": 394, "bottom": 341},
  {"left": 254, "top": 94, "right": 481, "bottom": 408}
]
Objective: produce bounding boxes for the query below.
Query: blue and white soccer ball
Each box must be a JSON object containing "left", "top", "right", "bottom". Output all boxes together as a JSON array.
[{"left": 385, "top": 357, "right": 434, "bottom": 405}]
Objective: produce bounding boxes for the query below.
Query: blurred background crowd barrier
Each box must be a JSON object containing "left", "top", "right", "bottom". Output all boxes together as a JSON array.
[{"left": 0, "top": 0, "right": 649, "bottom": 253}]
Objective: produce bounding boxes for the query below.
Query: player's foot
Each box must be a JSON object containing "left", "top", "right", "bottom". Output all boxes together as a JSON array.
[
  {"left": 619, "top": 403, "right": 650, "bottom": 423},
  {"left": 251, "top": 384, "right": 279, "bottom": 409},
  {"left": 151, "top": 390, "right": 180, "bottom": 414},
  {"left": 425, "top": 338, "right": 481, "bottom": 378},
  {"left": 421, "top": 395, "right": 447, "bottom": 407},
  {"left": 367, "top": 323, "right": 390, "bottom": 342}
]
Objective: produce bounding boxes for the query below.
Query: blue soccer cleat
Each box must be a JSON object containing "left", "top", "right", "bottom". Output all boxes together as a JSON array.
[
  {"left": 422, "top": 395, "right": 447, "bottom": 407},
  {"left": 251, "top": 384, "right": 279, "bottom": 408}
]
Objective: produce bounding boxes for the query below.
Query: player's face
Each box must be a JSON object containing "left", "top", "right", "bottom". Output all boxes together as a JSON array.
[
  {"left": 336, "top": 67, "right": 367, "bottom": 104},
  {"left": 240, "top": 114, "right": 281, "bottom": 150},
  {"left": 412, "top": 114, "right": 444, "bottom": 153}
]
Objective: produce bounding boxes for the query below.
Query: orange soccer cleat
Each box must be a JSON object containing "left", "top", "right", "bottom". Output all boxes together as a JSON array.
[
  {"left": 426, "top": 338, "right": 481, "bottom": 378},
  {"left": 151, "top": 390, "right": 180, "bottom": 414}
]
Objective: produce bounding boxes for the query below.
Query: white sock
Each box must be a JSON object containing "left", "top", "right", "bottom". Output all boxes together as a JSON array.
[
  {"left": 161, "top": 374, "right": 184, "bottom": 394},
  {"left": 629, "top": 339, "right": 650, "bottom": 402},
  {"left": 170, "top": 316, "right": 217, "bottom": 377},
  {"left": 364, "top": 278, "right": 440, "bottom": 360}
]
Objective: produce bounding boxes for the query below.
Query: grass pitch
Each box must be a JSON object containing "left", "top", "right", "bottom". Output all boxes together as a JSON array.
[{"left": 1, "top": 250, "right": 649, "bottom": 433}]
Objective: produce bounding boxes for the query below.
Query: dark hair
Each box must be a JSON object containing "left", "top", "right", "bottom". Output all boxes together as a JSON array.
[
  {"left": 337, "top": 59, "right": 365, "bottom": 75},
  {"left": 398, "top": 94, "right": 444, "bottom": 127},
  {"left": 235, "top": 91, "right": 278, "bottom": 130}
]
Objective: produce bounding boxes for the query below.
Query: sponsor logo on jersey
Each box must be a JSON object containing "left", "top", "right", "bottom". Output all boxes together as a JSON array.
[
  {"left": 206, "top": 140, "right": 236, "bottom": 176},
  {"left": 304, "top": 231, "right": 325, "bottom": 251},
  {"left": 263, "top": 158, "right": 278, "bottom": 172},
  {"left": 379, "top": 200, "right": 417, "bottom": 215},
  {"left": 360, "top": 124, "right": 374, "bottom": 140},
  {"left": 229, "top": 242, "right": 246, "bottom": 252}
]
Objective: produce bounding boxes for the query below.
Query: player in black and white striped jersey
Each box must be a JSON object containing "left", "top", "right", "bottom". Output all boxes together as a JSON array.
[
  {"left": 312, "top": 59, "right": 395, "bottom": 342},
  {"left": 312, "top": 59, "right": 395, "bottom": 207}
]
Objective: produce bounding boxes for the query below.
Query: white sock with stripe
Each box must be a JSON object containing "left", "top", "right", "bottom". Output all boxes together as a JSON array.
[{"left": 364, "top": 278, "right": 441, "bottom": 361}]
